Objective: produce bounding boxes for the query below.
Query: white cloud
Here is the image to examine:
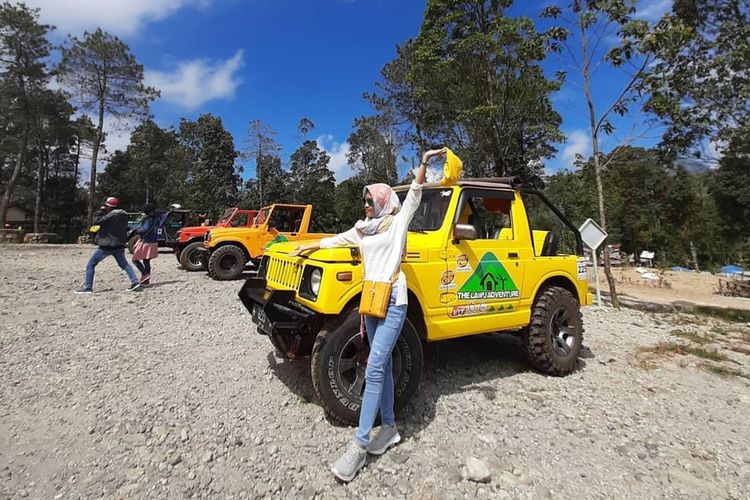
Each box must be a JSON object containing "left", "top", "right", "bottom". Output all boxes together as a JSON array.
[
  {"left": 145, "top": 51, "right": 244, "bottom": 109},
  {"left": 316, "top": 135, "right": 354, "bottom": 183},
  {"left": 561, "top": 129, "right": 592, "bottom": 166},
  {"left": 26, "top": 0, "right": 214, "bottom": 36},
  {"left": 636, "top": 0, "right": 672, "bottom": 22}
]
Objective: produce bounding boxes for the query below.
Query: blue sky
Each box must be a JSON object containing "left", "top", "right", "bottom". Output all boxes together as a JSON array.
[{"left": 28, "top": 0, "right": 674, "bottom": 182}]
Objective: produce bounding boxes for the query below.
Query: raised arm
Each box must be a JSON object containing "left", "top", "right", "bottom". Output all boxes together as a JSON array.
[
  {"left": 415, "top": 147, "right": 447, "bottom": 185},
  {"left": 400, "top": 148, "right": 448, "bottom": 222}
]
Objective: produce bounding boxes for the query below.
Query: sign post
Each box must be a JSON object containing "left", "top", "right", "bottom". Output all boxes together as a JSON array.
[{"left": 578, "top": 218, "right": 608, "bottom": 306}]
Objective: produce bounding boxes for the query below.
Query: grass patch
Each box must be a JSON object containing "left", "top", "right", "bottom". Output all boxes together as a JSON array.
[
  {"left": 671, "top": 329, "right": 712, "bottom": 345},
  {"left": 698, "top": 363, "right": 749, "bottom": 379},
  {"left": 692, "top": 305, "right": 750, "bottom": 324},
  {"left": 711, "top": 325, "right": 730, "bottom": 336},
  {"left": 686, "top": 346, "right": 727, "bottom": 362},
  {"left": 638, "top": 342, "right": 727, "bottom": 361}
]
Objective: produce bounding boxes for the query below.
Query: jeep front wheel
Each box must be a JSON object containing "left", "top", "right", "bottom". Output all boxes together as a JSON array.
[
  {"left": 179, "top": 241, "right": 208, "bottom": 271},
  {"left": 310, "top": 309, "right": 423, "bottom": 425},
  {"left": 522, "top": 286, "right": 583, "bottom": 376},
  {"left": 207, "top": 245, "right": 246, "bottom": 280}
]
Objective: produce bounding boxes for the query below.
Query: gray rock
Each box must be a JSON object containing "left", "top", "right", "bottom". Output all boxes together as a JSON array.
[{"left": 464, "top": 457, "right": 491, "bottom": 483}]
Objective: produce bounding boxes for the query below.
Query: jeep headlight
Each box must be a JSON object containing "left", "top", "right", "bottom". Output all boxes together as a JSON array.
[
  {"left": 310, "top": 268, "right": 322, "bottom": 295},
  {"left": 300, "top": 265, "right": 323, "bottom": 301}
]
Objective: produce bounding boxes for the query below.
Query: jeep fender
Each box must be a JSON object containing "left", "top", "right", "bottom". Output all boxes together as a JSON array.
[{"left": 530, "top": 271, "right": 580, "bottom": 304}]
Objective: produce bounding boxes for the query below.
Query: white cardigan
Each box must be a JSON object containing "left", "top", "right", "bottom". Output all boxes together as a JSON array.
[{"left": 319, "top": 181, "right": 423, "bottom": 306}]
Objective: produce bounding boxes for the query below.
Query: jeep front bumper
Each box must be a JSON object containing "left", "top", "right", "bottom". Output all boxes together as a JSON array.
[{"left": 238, "top": 278, "right": 323, "bottom": 356}]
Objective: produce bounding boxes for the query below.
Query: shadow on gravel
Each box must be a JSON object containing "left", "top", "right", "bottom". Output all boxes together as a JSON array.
[
  {"left": 267, "top": 331, "right": 593, "bottom": 434},
  {"left": 142, "top": 279, "right": 183, "bottom": 289}
]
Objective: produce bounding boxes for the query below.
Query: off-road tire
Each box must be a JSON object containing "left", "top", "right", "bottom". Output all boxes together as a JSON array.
[
  {"left": 207, "top": 244, "right": 246, "bottom": 280},
  {"left": 310, "top": 309, "right": 423, "bottom": 425},
  {"left": 522, "top": 286, "right": 583, "bottom": 375},
  {"left": 126, "top": 235, "right": 140, "bottom": 254},
  {"left": 179, "top": 241, "right": 207, "bottom": 271}
]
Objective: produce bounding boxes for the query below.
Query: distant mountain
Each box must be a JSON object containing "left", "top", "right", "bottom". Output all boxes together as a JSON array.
[{"left": 673, "top": 157, "right": 714, "bottom": 174}]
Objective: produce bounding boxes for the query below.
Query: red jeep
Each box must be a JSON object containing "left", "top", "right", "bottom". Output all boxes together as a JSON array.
[{"left": 175, "top": 208, "right": 258, "bottom": 271}]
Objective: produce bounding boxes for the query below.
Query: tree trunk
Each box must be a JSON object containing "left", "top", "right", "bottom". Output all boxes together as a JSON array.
[
  {"left": 690, "top": 240, "right": 700, "bottom": 272},
  {"left": 34, "top": 143, "right": 45, "bottom": 233},
  {"left": 0, "top": 121, "right": 31, "bottom": 227},
  {"left": 74, "top": 132, "right": 81, "bottom": 182},
  {"left": 87, "top": 99, "right": 106, "bottom": 227},
  {"left": 580, "top": 13, "right": 620, "bottom": 308}
]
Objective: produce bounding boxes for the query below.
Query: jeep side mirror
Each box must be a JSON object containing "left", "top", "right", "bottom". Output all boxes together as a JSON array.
[{"left": 453, "top": 224, "right": 478, "bottom": 241}]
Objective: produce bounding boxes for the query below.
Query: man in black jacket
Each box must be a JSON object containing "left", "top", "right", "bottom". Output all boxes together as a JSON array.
[{"left": 74, "top": 197, "right": 141, "bottom": 294}]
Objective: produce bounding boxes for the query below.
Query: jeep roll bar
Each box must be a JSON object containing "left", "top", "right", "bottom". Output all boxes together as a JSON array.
[{"left": 522, "top": 189, "right": 584, "bottom": 256}]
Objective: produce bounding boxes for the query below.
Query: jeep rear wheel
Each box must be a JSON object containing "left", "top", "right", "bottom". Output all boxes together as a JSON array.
[
  {"left": 207, "top": 245, "right": 246, "bottom": 280},
  {"left": 310, "top": 309, "right": 423, "bottom": 426},
  {"left": 522, "top": 286, "right": 583, "bottom": 375},
  {"left": 179, "top": 241, "right": 207, "bottom": 271}
]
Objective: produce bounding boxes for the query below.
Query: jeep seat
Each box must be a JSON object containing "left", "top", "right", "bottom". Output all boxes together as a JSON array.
[
  {"left": 541, "top": 231, "right": 558, "bottom": 256},
  {"left": 531, "top": 230, "right": 558, "bottom": 257}
]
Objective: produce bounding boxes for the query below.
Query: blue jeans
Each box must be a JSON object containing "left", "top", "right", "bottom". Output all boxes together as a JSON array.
[
  {"left": 355, "top": 286, "right": 407, "bottom": 447},
  {"left": 85, "top": 247, "right": 138, "bottom": 290}
]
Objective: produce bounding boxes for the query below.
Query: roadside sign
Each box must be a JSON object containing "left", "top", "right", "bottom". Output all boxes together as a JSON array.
[
  {"left": 579, "top": 218, "right": 607, "bottom": 250},
  {"left": 578, "top": 218, "right": 608, "bottom": 306}
]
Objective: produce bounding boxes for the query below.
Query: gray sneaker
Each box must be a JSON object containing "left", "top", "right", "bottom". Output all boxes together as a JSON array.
[
  {"left": 368, "top": 424, "right": 401, "bottom": 455},
  {"left": 331, "top": 440, "right": 367, "bottom": 482}
]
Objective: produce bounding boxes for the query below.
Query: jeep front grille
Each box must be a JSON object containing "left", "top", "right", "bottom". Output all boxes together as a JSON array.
[{"left": 265, "top": 256, "right": 303, "bottom": 290}]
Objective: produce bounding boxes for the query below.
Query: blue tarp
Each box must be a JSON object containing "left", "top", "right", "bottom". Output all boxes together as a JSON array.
[{"left": 720, "top": 265, "right": 744, "bottom": 275}]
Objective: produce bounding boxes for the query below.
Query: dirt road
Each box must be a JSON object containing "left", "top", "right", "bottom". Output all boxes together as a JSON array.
[{"left": 1, "top": 245, "right": 749, "bottom": 499}]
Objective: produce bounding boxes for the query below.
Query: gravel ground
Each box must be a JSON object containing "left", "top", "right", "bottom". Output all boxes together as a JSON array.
[{"left": 1, "top": 244, "right": 749, "bottom": 499}]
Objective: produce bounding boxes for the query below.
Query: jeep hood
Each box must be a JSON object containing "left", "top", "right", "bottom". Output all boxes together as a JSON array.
[{"left": 265, "top": 231, "right": 436, "bottom": 263}]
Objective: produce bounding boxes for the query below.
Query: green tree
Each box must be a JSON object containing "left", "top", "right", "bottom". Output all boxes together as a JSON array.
[
  {"left": 0, "top": 2, "right": 52, "bottom": 226},
  {"left": 241, "top": 119, "right": 281, "bottom": 207},
  {"left": 644, "top": 0, "right": 750, "bottom": 153},
  {"left": 542, "top": 0, "right": 660, "bottom": 307},
  {"left": 178, "top": 114, "right": 240, "bottom": 218},
  {"left": 31, "top": 89, "right": 77, "bottom": 232},
  {"left": 58, "top": 28, "right": 159, "bottom": 225},
  {"left": 371, "top": 0, "right": 564, "bottom": 184},
  {"left": 289, "top": 133, "right": 337, "bottom": 230},
  {"left": 711, "top": 136, "right": 750, "bottom": 260},
  {"left": 347, "top": 115, "right": 398, "bottom": 185},
  {"left": 334, "top": 175, "right": 367, "bottom": 230},
  {"left": 239, "top": 153, "right": 290, "bottom": 208},
  {"left": 98, "top": 120, "right": 189, "bottom": 210}
]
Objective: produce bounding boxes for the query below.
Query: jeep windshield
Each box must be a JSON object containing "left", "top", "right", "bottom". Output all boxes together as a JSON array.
[
  {"left": 396, "top": 187, "right": 453, "bottom": 232},
  {"left": 218, "top": 209, "right": 235, "bottom": 224}
]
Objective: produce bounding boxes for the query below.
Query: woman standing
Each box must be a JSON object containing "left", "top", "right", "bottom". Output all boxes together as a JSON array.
[
  {"left": 131, "top": 202, "right": 160, "bottom": 285},
  {"left": 290, "top": 147, "right": 447, "bottom": 481}
]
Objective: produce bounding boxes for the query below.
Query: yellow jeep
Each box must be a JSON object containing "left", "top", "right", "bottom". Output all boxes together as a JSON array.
[
  {"left": 239, "top": 178, "right": 592, "bottom": 424},
  {"left": 204, "top": 203, "right": 331, "bottom": 280}
]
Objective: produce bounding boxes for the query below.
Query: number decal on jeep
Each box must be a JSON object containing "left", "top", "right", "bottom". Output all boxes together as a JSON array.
[{"left": 577, "top": 261, "right": 587, "bottom": 280}]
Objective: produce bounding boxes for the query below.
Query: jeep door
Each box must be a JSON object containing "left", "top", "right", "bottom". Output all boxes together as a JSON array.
[{"left": 440, "top": 189, "right": 531, "bottom": 339}]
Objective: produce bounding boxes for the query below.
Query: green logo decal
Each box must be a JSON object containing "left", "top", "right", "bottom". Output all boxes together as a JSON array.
[{"left": 457, "top": 252, "right": 519, "bottom": 300}]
